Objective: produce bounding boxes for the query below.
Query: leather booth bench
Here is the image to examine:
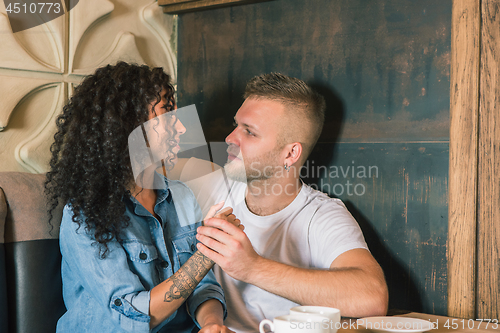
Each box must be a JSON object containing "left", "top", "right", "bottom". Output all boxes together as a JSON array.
[{"left": 0, "top": 172, "right": 65, "bottom": 333}]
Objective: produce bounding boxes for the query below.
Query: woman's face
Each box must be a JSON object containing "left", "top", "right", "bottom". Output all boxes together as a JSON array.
[{"left": 147, "top": 88, "right": 186, "bottom": 170}]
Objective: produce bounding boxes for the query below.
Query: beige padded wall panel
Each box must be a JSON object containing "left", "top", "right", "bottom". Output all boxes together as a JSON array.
[{"left": 0, "top": 1, "right": 177, "bottom": 172}]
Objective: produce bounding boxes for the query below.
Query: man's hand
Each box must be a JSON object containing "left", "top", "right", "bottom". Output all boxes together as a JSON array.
[
  {"left": 198, "top": 323, "right": 234, "bottom": 333},
  {"left": 196, "top": 218, "right": 259, "bottom": 283}
]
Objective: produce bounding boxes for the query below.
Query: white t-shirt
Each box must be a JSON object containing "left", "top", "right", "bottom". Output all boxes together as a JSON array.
[{"left": 181, "top": 158, "right": 368, "bottom": 333}]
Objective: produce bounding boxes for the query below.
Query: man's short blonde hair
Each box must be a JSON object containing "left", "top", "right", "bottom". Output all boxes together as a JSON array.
[{"left": 244, "top": 73, "right": 326, "bottom": 162}]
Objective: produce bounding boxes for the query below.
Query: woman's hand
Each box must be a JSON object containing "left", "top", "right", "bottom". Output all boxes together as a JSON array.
[
  {"left": 198, "top": 323, "right": 235, "bottom": 333},
  {"left": 204, "top": 201, "right": 244, "bottom": 230},
  {"left": 196, "top": 299, "right": 234, "bottom": 333}
]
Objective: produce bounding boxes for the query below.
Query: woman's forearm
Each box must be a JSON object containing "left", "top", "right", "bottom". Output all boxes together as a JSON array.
[
  {"left": 149, "top": 206, "right": 238, "bottom": 328},
  {"left": 195, "top": 298, "right": 225, "bottom": 328},
  {"left": 149, "top": 251, "right": 215, "bottom": 328}
]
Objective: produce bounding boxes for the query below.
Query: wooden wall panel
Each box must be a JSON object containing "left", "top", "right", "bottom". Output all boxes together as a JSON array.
[
  {"left": 478, "top": 0, "right": 500, "bottom": 320},
  {"left": 448, "top": 0, "right": 480, "bottom": 319},
  {"left": 178, "top": 0, "right": 452, "bottom": 314},
  {"left": 176, "top": 0, "right": 499, "bottom": 318}
]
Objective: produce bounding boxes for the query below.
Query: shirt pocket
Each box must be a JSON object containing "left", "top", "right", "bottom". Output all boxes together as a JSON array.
[
  {"left": 121, "top": 240, "right": 159, "bottom": 264},
  {"left": 171, "top": 231, "right": 197, "bottom": 266}
]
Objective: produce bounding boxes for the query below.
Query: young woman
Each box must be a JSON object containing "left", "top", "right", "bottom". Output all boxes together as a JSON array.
[{"left": 45, "top": 62, "right": 235, "bottom": 333}]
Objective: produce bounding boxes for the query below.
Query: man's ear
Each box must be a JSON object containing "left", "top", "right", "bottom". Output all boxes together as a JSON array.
[{"left": 283, "top": 142, "right": 303, "bottom": 167}]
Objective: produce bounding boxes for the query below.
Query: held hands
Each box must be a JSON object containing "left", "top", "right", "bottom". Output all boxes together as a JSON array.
[
  {"left": 197, "top": 206, "right": 260, "bottom": 283},
  {"left": 203, "top": 201, "right": 244, "bottom": 230},
  {"left": 198, "top": 323, "right": 235, "bottom": 333}
]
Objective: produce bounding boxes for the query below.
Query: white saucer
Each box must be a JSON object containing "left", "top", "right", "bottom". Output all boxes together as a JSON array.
[{"left": 357, "top": 317, "right": 435, "bottom": 333}]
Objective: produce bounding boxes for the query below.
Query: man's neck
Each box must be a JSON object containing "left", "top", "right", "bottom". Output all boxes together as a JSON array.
[{"left": 244, "top": 177, "right": 302, "bottom": 216}]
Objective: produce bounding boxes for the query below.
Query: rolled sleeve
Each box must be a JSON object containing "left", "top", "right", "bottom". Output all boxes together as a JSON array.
[
  {"left": 111, "top": 292, "right": 151, "bottom": 331},
  {"left": 187, "top": 272, "right": 227, "bottom": 328},
  {"left": 113, "top": 291, "right": 150, "bottom": 321}
]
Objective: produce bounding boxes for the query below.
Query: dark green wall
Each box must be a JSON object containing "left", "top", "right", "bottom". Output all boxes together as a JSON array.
[{"left": 178, "top": 0, "right": 450, "bottom": 315}]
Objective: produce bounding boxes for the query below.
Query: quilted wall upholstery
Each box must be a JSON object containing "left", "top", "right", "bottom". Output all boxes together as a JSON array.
[
  {"left": 0, "top": 0, "right": 177, "bottom": 173},
  {"left": 0, "top": 172, "right": 64, "bottom": 333}
]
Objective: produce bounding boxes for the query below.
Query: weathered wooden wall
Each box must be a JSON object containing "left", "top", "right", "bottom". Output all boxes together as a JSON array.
[
  {"left": 448, "top": 0, "right": 500, "bottom": 320},
  {"left": 477, "top": 0, "right": 500, "bottom": 320},
  {"left": 448, "top": 0, "right": 479, "bottom": 319},
  {"left": 178, "top": 0, "right": 451, "bottom": 314}
]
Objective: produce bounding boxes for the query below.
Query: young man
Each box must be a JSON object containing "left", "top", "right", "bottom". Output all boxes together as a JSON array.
[{"left": 177, "top": 73, "right": 388, "bottom": 333}]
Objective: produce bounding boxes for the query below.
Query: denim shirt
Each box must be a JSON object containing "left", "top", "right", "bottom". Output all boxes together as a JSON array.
[{"left": 57, "top": 177, "right": 226, "bottom": 333}]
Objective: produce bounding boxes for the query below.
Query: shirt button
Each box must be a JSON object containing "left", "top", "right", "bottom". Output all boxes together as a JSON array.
[
  {"left": 190, "top": 244, "right": 196, "bottom": 252},
  {"left": 160, "top": 260, "right": 169, "bottom": 269},
  {"left": 139, "top": 252, "right": 147, "bottom": 260},
  {"left": 114, "top": 299, "right": 122, "bottom": 306}
]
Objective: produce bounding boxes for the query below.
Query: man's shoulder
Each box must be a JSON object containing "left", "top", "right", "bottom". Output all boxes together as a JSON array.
[
  {"left": 300, "top": 183, "right": 348, "bottom": 212},
  {"left": 294, "top": 183, "right": 361, "bottom": 231}
]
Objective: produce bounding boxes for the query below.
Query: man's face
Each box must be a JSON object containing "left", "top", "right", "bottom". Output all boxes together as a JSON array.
[{"left": 224, "top": 97, "right": 285, "bottom": 182}]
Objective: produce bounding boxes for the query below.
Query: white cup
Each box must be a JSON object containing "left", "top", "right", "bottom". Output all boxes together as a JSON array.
[
  {"left": 259, "top": 314, "right": 331, "bottom": 333},
  {"left": 289, "top": 306, "right": 341, "bottom": 333}
]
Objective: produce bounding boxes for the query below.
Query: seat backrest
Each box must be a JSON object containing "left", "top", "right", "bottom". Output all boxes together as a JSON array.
[
  {"left": 0, "top": 187, "right": 8, "bottom": 333},
  {"left": 0, "top": 172, "right": 65, "bottom": 333}
]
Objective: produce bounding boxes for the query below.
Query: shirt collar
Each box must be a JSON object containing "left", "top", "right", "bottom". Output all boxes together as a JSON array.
[
  {"left": 126, "top": 172, "right": 172, "bottom": 215},
  {"left": 156, "top": 173, "right": 173, "bottom": 204}
]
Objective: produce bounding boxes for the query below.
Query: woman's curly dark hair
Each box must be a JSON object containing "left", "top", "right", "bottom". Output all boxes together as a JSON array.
[{"left": 45, "top": 62, "right": 175, "bottom": 258}]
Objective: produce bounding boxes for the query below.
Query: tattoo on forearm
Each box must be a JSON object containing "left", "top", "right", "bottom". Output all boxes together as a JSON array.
[{"left": 164, "top": 251, "right": 215, "bottom": 302}]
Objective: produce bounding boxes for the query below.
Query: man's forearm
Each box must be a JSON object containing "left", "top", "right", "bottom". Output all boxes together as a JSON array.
[
  {"left": 150, "top": 251, "right": 215, "bottom": 328},
  {"left": 196, "top": 219, "right": 388, "bottom": 317},
  {"left": 247, "top": 256, "right": 388, "bottom": 317}
]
